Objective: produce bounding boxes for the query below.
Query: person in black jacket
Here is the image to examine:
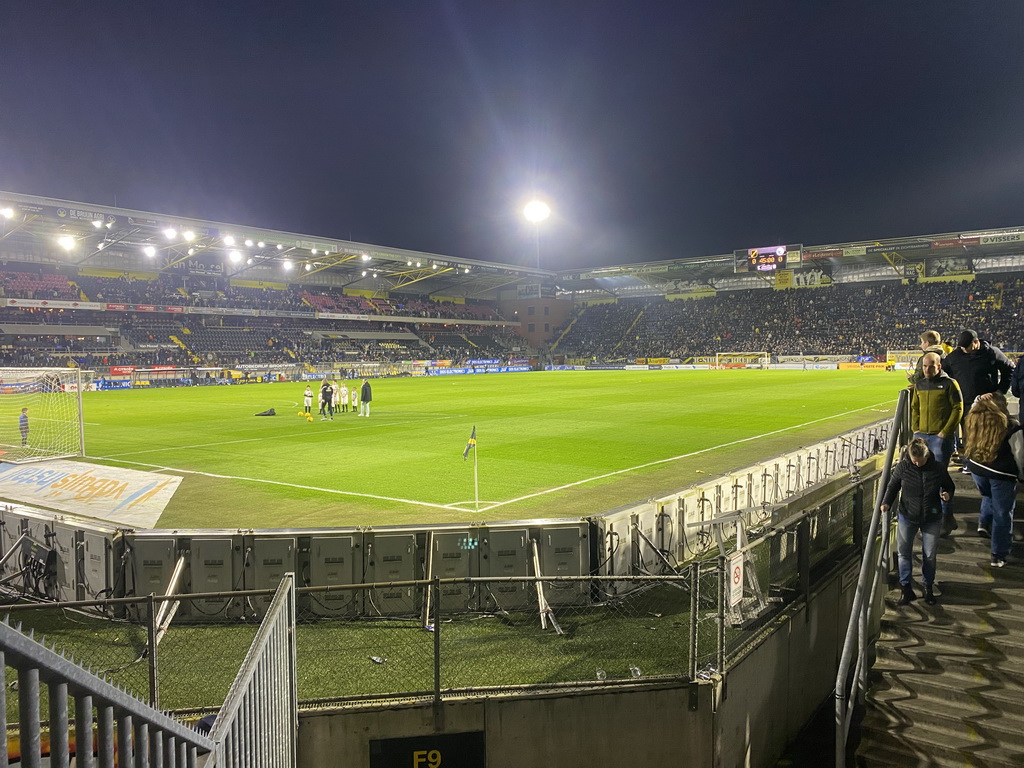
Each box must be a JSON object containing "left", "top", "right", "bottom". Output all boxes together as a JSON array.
[
  {"left": 359, "top": 378, "right": 372, "bottom": 417},
  {"left": 943, "top": 329, "right": 1013, "bottom": 464},
  {"left": 881, "top": 438, "right": 955, "bottom": 605}
]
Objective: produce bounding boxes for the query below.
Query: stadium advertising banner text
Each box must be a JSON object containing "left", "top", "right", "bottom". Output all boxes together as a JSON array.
[{"left": 0, "top": 460, "right": 181, "bottom": 528}]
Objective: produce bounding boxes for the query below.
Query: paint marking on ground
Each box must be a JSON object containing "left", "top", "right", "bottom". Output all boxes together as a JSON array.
[
  {"left": 475, "top": 401, "right": 894, "bottom": 513},
  {"left": 84, "top": 457, "right": 468, "bottom": 512},
  {"left": 95, "top": 413, "right": 467, "bottom": 459}
]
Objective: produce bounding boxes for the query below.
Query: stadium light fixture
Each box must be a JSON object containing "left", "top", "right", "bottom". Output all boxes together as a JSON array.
[
  {"left": 276, "top": 244, "right": 284, "bottom": 250},
  {"left": 361, "top": 270, "right": 367, "bottom": 277},
  {"left": 245, "top": 239, "right": 254, "bottom": 247},
  {"left": 229, "top": 250, "right": 242, "bottom": 263},
  {"left": 464, "top": 267, "right": 469, "bottom": 273},
  {"left": 257, "top": 241, "right": 265, "bottom": 248},
  {"left": 92, "top": 219, "right": 104, "bottom": 229},
  {"left": 57, "top": 236, "right": 76, "bottom": 251},
  {"left": 224, "top": 235, "right": 235, "bottom": 246},
  {"left": 311, "top": 248, "right": 318, "bottom": 255},
  {"left": 304, "top": 263, "right": 312, "bottom": 271},
  {"left": 416, "top": 261, "right": 421, "bottom": 267},
  {"left": 96, "top": 242, "right": 105, "bottom": 250},
  {"left": 0, "top": 208, "right": 14, "bottom": 219},
  {"left": 163, "top": 228, "right": 177, "bottom": 240},
  {"left": 523, "top": 199, "right": 551, "bottom": 269},
  {"left": 187, "top": 248, "right": 195, "bottom": 256},
  {"left": 143, "top": 245, "right": 156, "bottom": 257},
  {"left": 283, "top": 260, "right": 293, "bottom": 270},
  {"left": 432, "top": 263, "right": 438, "bottom": 270},
  {"left": 372, "top": 272, "right": 378, "bottom": 279},
  {"left": 407, "top": 260, "right": 412, "bottom": 266},
  {"left": 361, "top": 254, "right": 370, "bottom": 261},
  {"left": 183, "top": 230, "right": 195, "bottom": 242},
  {"left": 246, "top": 257, "right": 253, "bottom": 265}
]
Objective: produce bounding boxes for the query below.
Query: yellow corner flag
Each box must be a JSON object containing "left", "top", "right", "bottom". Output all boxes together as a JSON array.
[{"left": 463, "top": 426, "right": 477, "bottom": 460}]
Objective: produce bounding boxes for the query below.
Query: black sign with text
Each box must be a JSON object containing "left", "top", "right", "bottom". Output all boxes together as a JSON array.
[{"left": 369, "top": 732, "right": 486, "bottom": 768}]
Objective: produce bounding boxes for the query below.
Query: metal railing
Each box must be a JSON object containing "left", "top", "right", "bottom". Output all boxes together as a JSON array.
[
  {"left": 834, "top": 389, "right": 909, "bottom": 768},
  {"left": 0, "top": 616, "right": 215, "bottom": 767},
  {"left": 203, "top": 574, "right": 297, "bottom": 768}
]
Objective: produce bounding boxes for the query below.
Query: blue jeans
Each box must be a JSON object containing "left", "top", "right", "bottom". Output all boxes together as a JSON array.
[
  {"left": 971, "top": 473, "right": 1016, "bottom": 559},
  {"left": 897, "top": 514, "right": 941, "bottom": 586},
  {"left": 913, "top": 431, "right": 954, "bottom": 517}
]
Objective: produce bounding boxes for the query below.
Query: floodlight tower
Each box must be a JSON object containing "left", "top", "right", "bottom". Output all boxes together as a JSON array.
[{"left": 523, "top": 199, "right": 551, "bottom": 269}]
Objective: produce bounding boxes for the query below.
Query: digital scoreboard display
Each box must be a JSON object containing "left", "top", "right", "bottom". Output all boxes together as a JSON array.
[{"left": 734, "top": 244, "right": 802, "bottom": 273}]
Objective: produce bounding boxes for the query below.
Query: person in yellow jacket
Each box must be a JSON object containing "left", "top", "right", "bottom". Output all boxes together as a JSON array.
[{"left": 911, "top": 352, "right": 964, "bottom": 536}]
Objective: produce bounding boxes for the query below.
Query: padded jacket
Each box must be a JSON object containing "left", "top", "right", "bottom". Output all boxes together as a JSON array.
[
  {"left": 911, "top": 372, "right": 963, "bottom": 436},
  {"left": 943, "top": 340, "right": 1013, "bottom": 409},
  {"left": 881, "top": 454, "right": 955, "bottom": 525}
]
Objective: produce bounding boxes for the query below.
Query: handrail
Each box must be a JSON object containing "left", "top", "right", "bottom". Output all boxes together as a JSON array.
[{"left": 834, "top": 388, "right": 909, "bottom": 767}]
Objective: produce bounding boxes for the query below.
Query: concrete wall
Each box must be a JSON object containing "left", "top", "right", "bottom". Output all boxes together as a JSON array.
[
  {"left": 299, "top": 685, "right": 714, "bottom": 767},
  {"left": 714, "top": 560, "right": 857, "bottom": 768},
  {"left": 296, "top": 556, "right": 859, "bottom": 768}
]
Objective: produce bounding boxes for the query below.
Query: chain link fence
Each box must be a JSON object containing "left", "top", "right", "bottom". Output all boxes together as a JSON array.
[{"left": 0, "top": 479, "right": 879, "bottom": 719}]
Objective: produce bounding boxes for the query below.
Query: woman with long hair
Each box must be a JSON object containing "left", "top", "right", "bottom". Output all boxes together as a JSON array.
[{"left": 964, "top": 392, "right": 1024, "bottom": 568}]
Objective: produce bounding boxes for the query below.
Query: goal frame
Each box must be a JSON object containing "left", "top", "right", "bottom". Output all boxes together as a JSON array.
[
  {"left": 714, "top": 352, "right": 771, "bottom": 370},
  {"left": 0, "top": 368, "right": 86, "bottom": 464}
]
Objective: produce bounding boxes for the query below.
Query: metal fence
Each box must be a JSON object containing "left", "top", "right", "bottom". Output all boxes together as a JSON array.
[{"left": 2, "top": 477, "right": 876, "bottom": 717}]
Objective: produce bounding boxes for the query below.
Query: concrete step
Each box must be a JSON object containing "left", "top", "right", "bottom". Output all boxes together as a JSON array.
[
  {"left": 868, "top": 668, "right": 1024, "bottom": 723},
  {"left": 874, "top": 641, "right": 1024, "bottom": 688},
  {"left": 857, "top": 712, "right": 1024, "bottom": 768},
  {"left": 868, "top": 685, "right": 1024, "bottom": 745},
  {"left": 882, "top": 592, "right": 1024, "bottom": 634},
  {"left": 879, "top": 616, "right": 1024, "bottom": 662}
]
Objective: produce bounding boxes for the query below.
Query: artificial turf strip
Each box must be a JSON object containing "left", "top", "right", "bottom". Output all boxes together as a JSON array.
[{"left": 74, "top": 369, "right": 901, "bottom": 529}]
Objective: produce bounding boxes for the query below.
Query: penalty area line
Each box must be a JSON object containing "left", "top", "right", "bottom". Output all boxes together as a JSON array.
[
  {"left": 84, "top": 455, "right": 467, "bottom": 512},
  {"left": 476, "top": 400, "right": 895, "bottom": 513}
]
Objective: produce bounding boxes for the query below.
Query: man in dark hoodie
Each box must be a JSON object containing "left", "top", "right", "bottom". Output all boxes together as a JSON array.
[
  {"left": 881, "top": 438, "right": 955, "bottom": 606},
  {"left": 942, "top": 329, "right": 1013, "bottom": 466}
]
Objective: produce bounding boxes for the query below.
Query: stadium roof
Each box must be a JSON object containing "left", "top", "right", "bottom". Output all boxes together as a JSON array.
[
  {"left": 2, "top": 190, "right": 1023, "bottom": 300},
  {"left": 0, "top": 191, "right": 557, "bottom": 299}
]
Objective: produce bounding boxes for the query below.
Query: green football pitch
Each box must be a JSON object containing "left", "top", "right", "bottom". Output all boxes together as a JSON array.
[{"left": 79, "top": 369, "right": 901, "bottom": 530}]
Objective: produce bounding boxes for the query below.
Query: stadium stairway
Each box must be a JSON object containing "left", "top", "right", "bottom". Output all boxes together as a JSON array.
[{"left": 855, "top": 471, "right": 1024, "bottom": 767}]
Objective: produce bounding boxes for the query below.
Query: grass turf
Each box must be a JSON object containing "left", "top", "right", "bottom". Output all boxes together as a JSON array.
[{"left": 73, "top": 369, "right": 901, "bottom": 529}]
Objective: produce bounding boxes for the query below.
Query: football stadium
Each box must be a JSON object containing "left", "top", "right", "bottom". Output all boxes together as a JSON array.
[{"left": 0, "top": 188, "right": 1023, "bottom": 766}]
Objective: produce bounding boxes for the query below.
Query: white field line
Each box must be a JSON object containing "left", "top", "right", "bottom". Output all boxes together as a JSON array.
[
  {"left": 474, "top": 400, "right": 894, "bottom": 513},
  {"left": 86, "top": 457, "right": 466, "bottom": 512},
  {"left": 96, "top": 413, "right": 466, "bottom": 459}
]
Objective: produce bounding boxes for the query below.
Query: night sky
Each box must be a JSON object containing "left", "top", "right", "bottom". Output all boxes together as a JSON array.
[{"left": 1, "top": 1, "right": 1022, "bottom": 271}]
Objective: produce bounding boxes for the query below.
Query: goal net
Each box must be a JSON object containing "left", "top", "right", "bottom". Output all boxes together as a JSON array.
[
  {"left": 715, "top": 352, "right": 770, "bottom": 369},
  {"left": 0, "top": 368, "right": 85, "bottom": 463}
]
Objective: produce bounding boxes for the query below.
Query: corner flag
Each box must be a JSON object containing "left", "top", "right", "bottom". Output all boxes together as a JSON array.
[{"left": 463, "top": 426, "right": 476, "bottom": 460}]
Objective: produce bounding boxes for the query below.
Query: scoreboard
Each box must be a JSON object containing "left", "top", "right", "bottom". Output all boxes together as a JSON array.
[{"left": 734, "top": 244, "right": 803, "bottom": 273}]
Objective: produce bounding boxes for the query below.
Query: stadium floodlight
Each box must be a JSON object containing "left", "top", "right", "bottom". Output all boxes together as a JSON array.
[
  {"left": 431, "top": 263, "right": 438, "bottom": 270},
  {"left": 163, "top": 228, "right": 177, "bottom": 240},
  {"left": 283, "top": 260, "right": 293, "bottom": 270},
  {"left": 276, "top": 244, "right": 283, "bottom": 250},
  {"left": 305, "top": 263, "right": 312, "bottom": 271},
  {"left": 224, "top": 235, "right": 235, "bottom": 246},
  {"left": 523, "top": 199, "right": 551, "bottom": 223},
  {"left": 96, "top": 242, "right": 105, "bottom": 250},
  {"left": 183, "top": 230, "right": 195, "bottom": 241},
  {"left": 245, "top": 239, "right": 254, "bottom": 247},
  {"left": 229, "top": 250, "right": 242, "bottom": 263},
  {"left": 257, "top": 241, "right": 265, "bottom": 248},
  {"left": 416, "top": 261, "right": 421, "bottom": 267},
  {"left": 464, "top": 267, "right": 469, "bottom": 273},
  {"left": 361, "top": 270, "right": 367, "bottom": 277},
  {"left": 187, "top": 247, "right": 195, "bottom": 256},
  {"left": 92, "top": 219, "right": 104, "bottom": 229},
  {"left": 311, "top": 248, "right": 318, "bottom": 255},
  {"left": 143, "top": 245, "right": 156, "bottom": 257},
  {"left": 0, "top": 207, "right": 14, "bottom": 219},
  {"left": 246, "top": 257, "right": 253, "bottom": 265},
  {"left": 57, "top": 236, "right": 76, "bottom": 251},
  {"left": 407, "top": 260, "right": 412, "bottom": 266}
]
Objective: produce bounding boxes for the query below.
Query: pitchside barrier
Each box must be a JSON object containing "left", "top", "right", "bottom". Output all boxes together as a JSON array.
[{"left": 0, "top": 414, "right": 891, "bottom": 626}]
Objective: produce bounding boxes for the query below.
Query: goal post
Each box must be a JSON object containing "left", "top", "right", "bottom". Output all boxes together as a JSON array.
[
  {"left": 715, "top": 352, "right": 770, "bottom": 369},
  {"left": 0, "top": 368, "right": 85, "bottom": 463}
]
